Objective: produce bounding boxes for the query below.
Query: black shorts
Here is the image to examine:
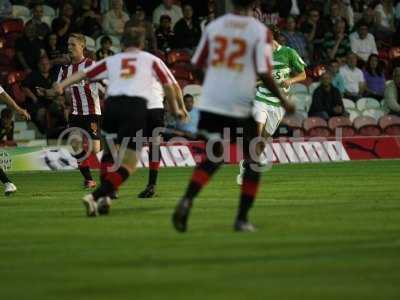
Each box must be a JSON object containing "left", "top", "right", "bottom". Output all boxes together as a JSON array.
[
  {"left": 146, "top": 108, "right": 165, "bottom": 137},
  {"left": 102, "top": 96, "right": 147, "bottom": 151},
  {"left": 197, "top": 111, "right": 258, "bottom": 157},
  {"left": 69, "top": 114, "right": 101, "bottom": 140}
]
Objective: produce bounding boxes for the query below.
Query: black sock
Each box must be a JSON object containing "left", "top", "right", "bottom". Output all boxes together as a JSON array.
[
  {"left": 237, "top": 161, "right": 261, "bottom": 222},
  {"left": 79, "top": 166, "right": 93, "bottom": 181},
  {"left": 148, "top": 143, "right": 161, "bottom": 186},
  {"left": 0, "top": 169, "right": 11, "bottom": 184},
  {"left": 183, "top": 159, "right": 222, "bottom": 201},
  {"left": 92, "top": 166, "right": 130, "bottom": 200}
]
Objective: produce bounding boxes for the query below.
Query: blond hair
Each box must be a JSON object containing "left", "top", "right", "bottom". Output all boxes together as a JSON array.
[{"left": 69, "top": 33, "right": 86, "bottom": 47}]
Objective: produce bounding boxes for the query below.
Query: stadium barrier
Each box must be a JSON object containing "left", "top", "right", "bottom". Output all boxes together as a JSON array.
[{"left": 1, "top": 136, "right": 399, "bottom": 171}]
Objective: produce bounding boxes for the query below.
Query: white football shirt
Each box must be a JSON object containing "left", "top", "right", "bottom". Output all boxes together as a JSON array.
[
  {"left": 192, "top": 13, "right": 273, "bottom": 118},
  {"left": 85, "top": 50, "right": 175, "bottom": 107}
]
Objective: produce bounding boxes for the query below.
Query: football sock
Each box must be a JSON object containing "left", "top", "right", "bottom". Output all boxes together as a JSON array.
[
  {"left": 73, "top": 150, "right": 93, "bottom": 181},
  {"left": 0, "top": 169, "right": 11, "bottom": 184},
  {"left": 100, "top": 153, "right": 114, "bottom": 184},
  {"left": 183, "top": 159, "right": 222, "bottom": 202},
  {"left": 148, "top": 143, "right": 161, "bottom": 186},
  {"left": 237, "top": 160, "right": 261, "bottom": 222},
  {"left": 92, "top": 166, "right": 130, "bottom": 200}
]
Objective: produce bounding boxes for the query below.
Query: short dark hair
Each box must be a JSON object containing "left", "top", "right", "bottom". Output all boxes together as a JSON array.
[
  {"left": 231, "top": 0, "right": 256, "bottom": 8},
  {"left": 160, "top": 14, "right": 172, "bottom": 23},
  {"left": 100, "top": 36, "right": 112, "bottom": 45},
  {"left": 269, "top": 25, "right": 280, "bottom": 40},
  {"left": 1, "top": 108, "right": 13, "bottom": 119},
  {"left": 183, "top": 94, "right": 193, "bottom": 100},
  {"left": 121, "top": 26, "right": 146, "bottom": 48}
]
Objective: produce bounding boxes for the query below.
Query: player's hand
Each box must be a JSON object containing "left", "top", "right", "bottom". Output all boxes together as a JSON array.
[
  {"left": 36, "top": 87, "right": 46, "bottom": 97},
  {"left": 281, "top": 80, "right": 291, "bottom": 89},
  {"left": 52, "top": 83, "right": 64, "bottom": 96},
  {"left": 17, "top": 108, "right": 31, "bottom": 120},
  {"left": 282, "top": 100, "right": 296, "bottom": 115}
]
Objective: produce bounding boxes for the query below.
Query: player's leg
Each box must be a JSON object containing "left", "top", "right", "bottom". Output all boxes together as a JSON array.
[
  {"left": 0, "top": 168, "right": 16, "bottom": 196},
  {"left": 138, "top": 109, "right": 164, "bottom": 198},
  {"left": 235, "top": 118, "right": 263, "bottom": 232},
  {"left": 172, "top": 112, "right": 225, "bottom": 232}
]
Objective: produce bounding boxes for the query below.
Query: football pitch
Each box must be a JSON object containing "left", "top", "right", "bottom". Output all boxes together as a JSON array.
[{"left": 0, "top": 160, "right": 399, "bottom": 300}]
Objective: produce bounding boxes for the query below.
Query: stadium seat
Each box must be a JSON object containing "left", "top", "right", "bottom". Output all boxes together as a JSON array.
[
  {"left": 0, "top": 19, "right": 24, "bottom": 35},
  {"left": 84, "top": 36, "right": 96, "bottom": 52},
  {"left": 356, "top": 97, "right": 381, "bottom": 111},
  {"left": 342, "top": 98, "right": 356, "bottom": 111},
  {"left": 308, "top": 82, "right": 320, "bottom": 96},
  {"left": 6, "top": 71, "right": 26, "bottom": 104},
  {"left": 171, "top": 65, "right": 194, "bottom": 81},
  {"left": 0, "top": 48, "right": 16, "bottom": 66},
  {"left": 291, "top": 93, "right": 311, "bottom": 111},
  {"left": 281, "top": 115, "right": 305, "bottom": 137},
  {"left": 154, "top": 50, "right": 167, "bottom": 62},
  {"left": 290, "top": 83, "right": 308, "bottom": 94},
  {"left": 42, "top": 16, "right": 54, "bottom": 27},
  {"left": 328, "top": 116, "right": 356, "bottom": 137},
  {"left": 353, "top": 116, "right": 381, "bottom": 136},
  {"left": 312, "top": 64, "right": 326, "bottom": 79},
  {"left": 167, "top": 50, "right": 191, "bottom": 66},
  {"left": 42, "top": 5, "right": 56, "bottom": 18},
  {"left": 348, "top": 109, "right": 362, "bottom": 122},
  {"left": 379, "top": 115, "right": 400, "bottom": 135},
  {"left": 388, "top": 47, "right": 400, "bottom": 60},
  {"left": 183, "top": 84, "right": 202, "bottom": 101},
  {"left": 362, "top": 108, "right": 385, "bottom": 121},
  {"left": 12, "top": 5, "right": 31, "bottom": 23},
  {"left": 303, "top": 117, "right": 331, "bottom": 137}
]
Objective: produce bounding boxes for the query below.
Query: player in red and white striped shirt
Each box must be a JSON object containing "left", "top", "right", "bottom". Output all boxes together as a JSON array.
[
  {"left": 42, "top": 33, "right": 102, "bottom": 189},
  {"left": 53, "top": 27, "right": 185, "bottom": 217}
]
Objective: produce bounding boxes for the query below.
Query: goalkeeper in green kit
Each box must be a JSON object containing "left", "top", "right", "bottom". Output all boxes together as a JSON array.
[{"left": 237, "top": 26, "right": 307, "bottom": 185}]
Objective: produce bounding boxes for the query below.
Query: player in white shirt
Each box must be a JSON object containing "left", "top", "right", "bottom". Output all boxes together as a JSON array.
[
  {"left": 172, "top": 0, "right": 294, "bottom": 233},
  {"left": 0, "top": 85, "right": 30, "bottom": 196},
  {"left": 53, "top": 27, "right": 184, "bottom": 217}
]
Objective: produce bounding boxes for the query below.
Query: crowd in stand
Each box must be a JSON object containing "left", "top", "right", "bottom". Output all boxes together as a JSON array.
[{"left": 0, "top": 0, "right": 400, "bottom": 142}]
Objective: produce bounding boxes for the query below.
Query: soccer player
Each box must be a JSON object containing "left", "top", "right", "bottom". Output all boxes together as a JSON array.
[
  {"left": 237, "top": 25, "right": 307, "bottom": 184},
  {"left": 137, "top": 79, "right": 188, "bottom": 198},
  {"left": 172, "top": 0, "right": 295, "bottom": 233},
  {"left": 53, "top": 27, "right": 184, "bottom": 217},
  {"left": 39, "top": 33, "right": 102, "bottom": 189},
  {"left": 0, "top": 85, "right": 30, "bottom": 195}
]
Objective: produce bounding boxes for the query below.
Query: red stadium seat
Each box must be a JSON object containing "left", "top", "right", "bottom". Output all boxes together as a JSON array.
[
  {"left": 154, "top": 50, "right": 167, "bottom": 62},
  {"left": 6, "top": 71, "right": 26, "bottom": 104},
  {"left": 167, "top": 50, "right": 191, "bottom": 66},
  {"left": 328, "top": 116, "right": 356, "bottom": 137},
  {"left": 281, "top": 115, "right": 305, "bottom": 136},
  {"left": 303, "top": 117, "right": 331, "bottom": 137},
  {"left": 177, "top": 79, "right": 191, "bottom": 89},
  {"left": 0, "top": 19, "right": 24, "bottom": 35},
  {"left": 379, "top": 115, "right": 400, "bottom": 136},
  {"left": 353, "top": 116, "right": 381, "bottom": 136},
  {"left": 171, "top": 65, "right": 194, "bottom": 81}
]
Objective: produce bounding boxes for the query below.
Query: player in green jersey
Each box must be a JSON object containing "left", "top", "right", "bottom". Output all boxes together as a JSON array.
[{"left": 237, "top": 26, "right": 306, "bottom": 184}]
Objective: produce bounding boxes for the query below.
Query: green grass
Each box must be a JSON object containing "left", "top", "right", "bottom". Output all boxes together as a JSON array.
[{"left": 0, "top": 160, "right": 399, "bottom": 300}]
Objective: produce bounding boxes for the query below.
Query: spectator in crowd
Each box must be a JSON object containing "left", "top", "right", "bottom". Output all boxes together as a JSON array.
[
  {"left": 21, "top": 57, "right": 54, "bottom": 133},
  {"left": 125, "top": 5, "right": 157, "bottom": 53},
  {"left": 201, "top": 9, "right": 216, "bottom": 32},
  {"left": 375, "top": 0, "right": 396, "bottom": 35},
  {"left": 282, "top": 15, "right": 310, "bottom": 65},
  {"left": 277, "top": 0, "right": 305, "bottom": 18},
  {"left": 26, "top": 3, "right": 50, "bottom": 40},
  {"left": 363, "top": 54, "right": 386, "bottom": 100},
  {"left": 383, "top": 67, "right": 400, "bottom": 116},
  {"left": 340, "top": 52, "right": 366, "bottom": 100},
  {"left": 309, "top": 71, "right": 345, "bottom": 120},
  {"left": 45, "top": 34, "right": 69, "bottom": 79},
  {"left": 173, "top": 4, "right": 201, "bottom": 51},
  {"left": 96, "top": 35, "right": 115, "bottom": 60},
  {"left": 153, "top": 0, "right": 183, "bottom": 28},
  {"left": 322, "top": 2, "right": 343, "bottom": 34},
  {"left": 51, "top": 1, "right": 75, "bottom": 52},
  {"left": 75, "top": 0, "right": 103, "bottom": 38},
  {"left": 356, "top": 6, "right": 379, "bottom": 37},
  {"left": 15, "top": 23, "right": 46, "bottom": 73},
  {"left": 322, "top": 18, "right": 351, "bottom": 63},
  {"left": 0, "top": 108, "right": 14, "bottom": 141},
  {"left": 174, "top": 94, "right": 199, "bottom": 138},
  {"left": 46, "top": 96, "right": 68, "bottom": 139},
  {"left": 155, "top": 15, "right": 176, "bottom": 53},
  {"left": 0, "top": 0, "right": 11, "bottom": 20},
  {"left": 102, "top": 0, "right": 129, "bottom": 38},
  {"left": 329, "top": 59, "right": 346, "bottom": 94},
  {"left": 300, "top": 8, "right": 324, "bottom": 62},
  {"left": 350, "top": 22, "right": 378, "bottom": 63}
]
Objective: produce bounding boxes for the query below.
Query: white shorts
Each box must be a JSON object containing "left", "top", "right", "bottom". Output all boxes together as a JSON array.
[{"left": 252, "top": 101, "right": 285, "bottom": 135}]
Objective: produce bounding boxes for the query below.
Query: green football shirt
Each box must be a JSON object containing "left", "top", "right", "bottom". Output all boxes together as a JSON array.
[{"left": 255, "top": 45, "right": 306, "bottom": 106}]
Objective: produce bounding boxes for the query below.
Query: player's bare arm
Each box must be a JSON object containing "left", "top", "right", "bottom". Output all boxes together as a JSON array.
[
  {"left": 281, "top": 70, "right": 307, "bottom": 89},
  {"left": 173, "top": 83, "right": 190, "bottom": 122},
  {"left": 0, "top": 90, "right": 31, "bottom": 120}
]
